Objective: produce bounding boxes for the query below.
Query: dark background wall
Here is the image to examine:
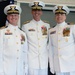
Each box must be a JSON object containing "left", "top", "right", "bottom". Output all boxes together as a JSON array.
[
  {"left": 0, "top": 0, "right": 10, "bottom": 27},
  {"left": 0, "top": 0, "right": 14, "bottom": 27}
]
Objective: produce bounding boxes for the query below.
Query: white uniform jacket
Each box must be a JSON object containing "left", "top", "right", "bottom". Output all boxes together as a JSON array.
[
  {"left": 22, "top": 19, "right": 50, "bottom": 69},
  {"left": 48, "top": 22, "right": 75, "bottom": 74},
  {"left": 0, "top": 24, "right": 28, "bottom": 75}
]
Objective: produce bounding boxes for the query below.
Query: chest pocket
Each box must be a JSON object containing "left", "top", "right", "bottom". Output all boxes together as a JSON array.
[
  {"left": 28, "top": 30, "right": 36, "bottom": 38},
  {"left": 50, "top": 32, "right": 56, "bottom": 38},
  {"left": 42, "top": 35, "right": 47, "bottom": 39},
  {"left": 50, "top": 31, "right": 57, "bottom": 43},
  {"left": 4, "top": 35, "right": 14, "bottom": 46}
]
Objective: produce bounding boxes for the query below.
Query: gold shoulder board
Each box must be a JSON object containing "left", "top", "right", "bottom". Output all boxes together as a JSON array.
[
  {"left": 67, "top": 22, "right": 75, "bottom": 25},
  {"left": 23, "top": 20, "right": 31, "bottom": 24},
  {"left": 0, "top": 26, "right": 8, "bottom": 29},
  {"left": 43, "top": 20, "right": 49, "bottom": 24}
]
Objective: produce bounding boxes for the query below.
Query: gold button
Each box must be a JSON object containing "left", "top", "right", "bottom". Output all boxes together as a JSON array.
[
  {"left": 39, "top": 45, "right": 41, "bottom": 47},
  {"left": 58, "top": 48, "right": 60, "bottom": 50},
  {"left": 14, "top": 29, "right": 16, "bottom": 31},
  {"left": 16, "top": 42, "right": 18, "bottom": 44},
  {"left": 38, "top": 38, "right": 40, "bottom": 40},
  {"left": 59, "top": 55, "right": 61, "bottom": 57},
  {"left": 16, "top": 35, "right": 18, "bottom": 37},
  {"left": 58, "top": 40, "right": 60, "bottom": 42},
  {"left": 58, "top": 32, "right": 60, "bottom": 34}
]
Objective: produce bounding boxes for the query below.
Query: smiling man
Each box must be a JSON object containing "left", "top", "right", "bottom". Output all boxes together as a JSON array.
[
  {"left": 22, "top": 1, "right": 50, "bottom": 75},
  {"left": 48, "top": 4, "right": 75, "bottom": 75},
  {"left": 0, "top": 4, "right": 28, "bottom": 75}
]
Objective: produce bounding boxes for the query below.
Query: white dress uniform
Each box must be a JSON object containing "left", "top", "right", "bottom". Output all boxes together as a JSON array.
[
  {"left": 22, "top": 19, "right": 50, "bottom": 75},
  {"left": 48, "top": 21, "right": 75, "bottom": 75},
  {"left": 0, "top": 24, "right": 28, "bottom": 75}
]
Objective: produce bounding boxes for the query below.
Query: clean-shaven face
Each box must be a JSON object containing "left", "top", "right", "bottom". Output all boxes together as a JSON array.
[
  {"left": 31, "top": 9, "right": 43, "bottom": 21},
  {"left": 7, "top": 14, "right": 19, "bottom": 26},
  {"left": 55, "top": 13, "right": 66, "bottom": 24}
]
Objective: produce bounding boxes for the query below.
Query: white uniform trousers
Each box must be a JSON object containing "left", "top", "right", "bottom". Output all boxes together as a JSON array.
[
  {"left": 56, "top": 71, "right": 75, "bottom": 75},
  {"left": 28, "top": 68, "right": 48, "bottom": 75}
]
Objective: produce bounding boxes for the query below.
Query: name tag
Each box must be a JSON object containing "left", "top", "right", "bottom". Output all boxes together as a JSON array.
[
  {"left": 28, "top": 29, "right": 35, "bottom": 31},
  {"left": 50, "top": 31, "right": 56, "bottom": 34}
]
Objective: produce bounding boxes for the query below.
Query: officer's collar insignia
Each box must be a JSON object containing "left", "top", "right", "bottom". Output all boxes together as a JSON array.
[
  {"left": 28, "top": 28, "right": 35, "bottom": 31},
  {"left": 5, "top": 29, "right": 12, "bottom": 35},
  {"left": 50, "top": 31, "right": 56, "bottom": 34},
  {"left": 41, "top": 26, "right": 47, "bottom": 35},
  {"left": 63, "top": 27, "right": 70, "bottom": 37}
]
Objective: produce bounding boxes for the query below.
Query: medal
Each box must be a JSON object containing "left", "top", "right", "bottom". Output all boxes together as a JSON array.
[{"left": 63, "top": 27, "right": 70, "bottom": 37}]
